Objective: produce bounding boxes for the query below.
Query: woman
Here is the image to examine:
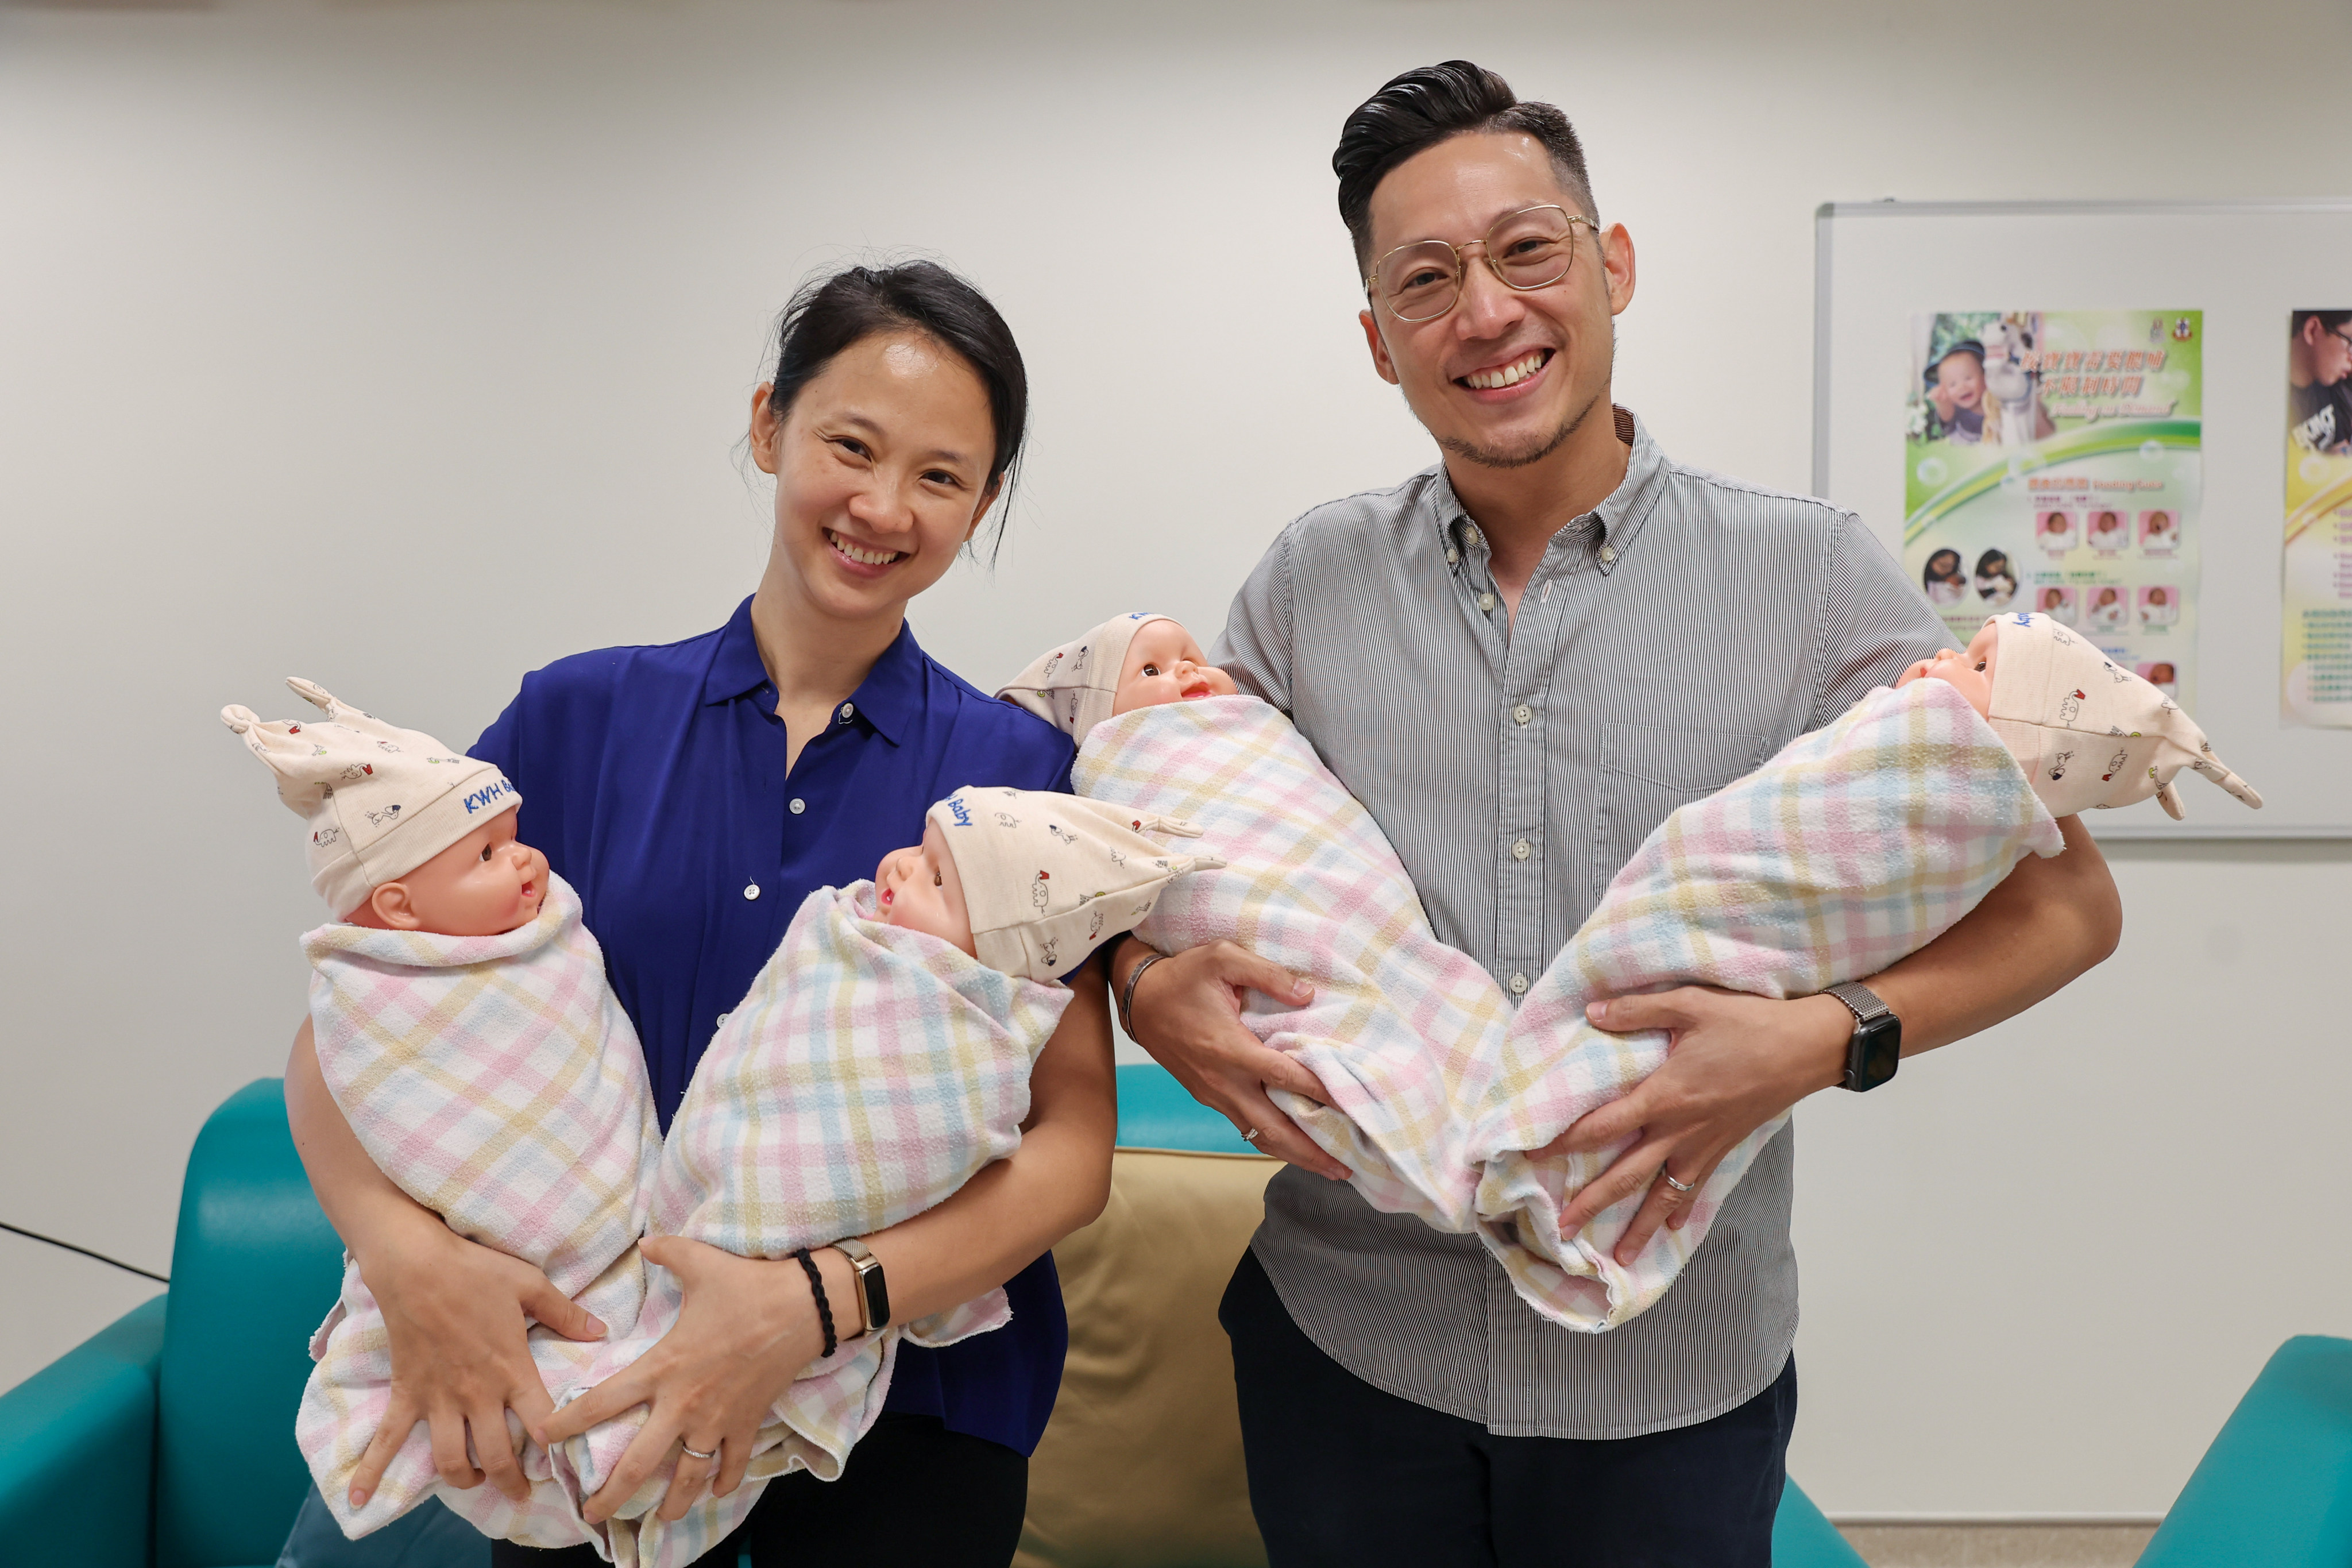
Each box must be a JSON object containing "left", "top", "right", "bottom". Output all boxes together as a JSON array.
[
  {"left": 1922, "top": 547, "right": 1965, "bottom": 605},
  {"left": 1972, "top": 547, "right": 2015, "bottom": 608},
  {"left": 283, "top": 262, "right": 1115, "bottom": 1567}
]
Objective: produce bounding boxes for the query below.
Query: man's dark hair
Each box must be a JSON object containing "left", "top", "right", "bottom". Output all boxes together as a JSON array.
[
  {"left": 1333, "top": 61, "right": 1596, "bottom": 270},
  {"left": 765, "top": 260, "right": 1028, "bottom": 558},
  {"left": 2293, "top": 309, "right": 2352, "bottom": 334}
]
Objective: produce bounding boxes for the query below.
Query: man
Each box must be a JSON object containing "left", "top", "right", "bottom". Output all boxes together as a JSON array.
[
  {"left": 2288, "top": 308, "right": 2352, "bottom": 454},
  {"left": 1110, "top": 61, "right": 2120, "bottom": 1566}
]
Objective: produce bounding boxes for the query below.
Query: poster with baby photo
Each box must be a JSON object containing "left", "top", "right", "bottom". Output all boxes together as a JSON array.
[
  {"left": 1904, "top": 309, "right": 2204, "bottom": 708},
  {"left": 2281, "top": 309, "right": 2352, "bottom": 727}
]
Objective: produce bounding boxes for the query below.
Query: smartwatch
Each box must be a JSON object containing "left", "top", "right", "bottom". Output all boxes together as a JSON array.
[
  {"left": 1824, "top": 981, "right": 1902, "bottom": 1092},
  {"left": 829, "top": 1237, "right": 890, "bottom": 1337}
]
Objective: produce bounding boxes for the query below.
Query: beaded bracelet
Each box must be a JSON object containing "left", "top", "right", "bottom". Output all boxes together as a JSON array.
[{"left": 791, "top": 1248, "right": 839, "bottom": 1359}]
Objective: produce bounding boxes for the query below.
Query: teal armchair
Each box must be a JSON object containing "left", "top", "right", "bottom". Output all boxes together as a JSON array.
[
  {"left": 42, "top": 1071, "right": 2335, "bottom": 1568},
  {"left": 0, "top": 1079, "right": 344, "bottom": 1567}
]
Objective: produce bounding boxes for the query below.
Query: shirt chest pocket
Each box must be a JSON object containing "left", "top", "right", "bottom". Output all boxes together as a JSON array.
[{"left": 1591, "top": 723, "right": 1768, "bottom": 904}]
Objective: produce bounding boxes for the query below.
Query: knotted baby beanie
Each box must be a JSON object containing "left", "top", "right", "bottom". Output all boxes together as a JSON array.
[
  {"left": 925, "top": 787, "right": 1223, "bottom": 983},
  {"left": 995, "top": 613, "right": 1174, "bottom": 743},
  {"left": 222, "top": 678, "right": 520, "bottom": 917},
  {"left": 1983, "top": 613, "right": 2261, "bottom": 821}
]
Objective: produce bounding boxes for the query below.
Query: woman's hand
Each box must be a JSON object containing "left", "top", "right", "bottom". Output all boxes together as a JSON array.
[
  {"left": 532, "top": 1235, "right": 850, "bottom": 1524},
  {"left": 1113, "top": 937, "right": 1347, "bottom": 1180},
  {"left": 1540, "top": 988, "right": 1848, "bottom": 1264},
  {"left": 347, "top": 1216, "right": 609, "bottom": 1509}
]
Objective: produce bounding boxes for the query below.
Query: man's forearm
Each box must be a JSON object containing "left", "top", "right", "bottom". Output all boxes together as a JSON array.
[{"left": 1866, "top": 813, "right": 2121, "bottom": 1057}]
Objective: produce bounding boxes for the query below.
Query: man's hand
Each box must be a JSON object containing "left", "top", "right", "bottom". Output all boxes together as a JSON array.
[
  {"left": 533, "top": 1235, "right": 841, "bottom": 1524},
  {"left": 1542, "top": 988, "right": 1849, "bottom": 1264},
  {"left": 347, "top": 1218, "right": 607, "bottom": 1511},
  {"left": 1117, "top": 939, "right": 1349, "bottom": 1180}
]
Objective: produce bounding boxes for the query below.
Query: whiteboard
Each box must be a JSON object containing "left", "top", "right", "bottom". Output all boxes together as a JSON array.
[{"left": 1814, "top": 199, "right": 2352, "bottom": 838}]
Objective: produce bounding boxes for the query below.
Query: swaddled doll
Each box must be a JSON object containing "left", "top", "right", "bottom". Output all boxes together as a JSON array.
[
  {"left": 224, "top": 681, "right": 1212, "bottom": 1568},
  {"left": 1001, "top": 610, "right": 2260, "bottom": 1334}
]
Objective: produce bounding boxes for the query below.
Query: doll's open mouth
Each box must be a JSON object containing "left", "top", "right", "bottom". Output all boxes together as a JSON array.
[
  {"left": 880, "top": 887, "right": 895, "bottom": 907},
  {"left": 1182, "top": 679, "right": 1214, "bottom": 700}
]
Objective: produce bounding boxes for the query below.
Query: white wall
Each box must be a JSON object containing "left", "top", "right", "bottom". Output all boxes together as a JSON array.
[{"left": 3, "top": 0, "right": 2346, "bottom": 1520}]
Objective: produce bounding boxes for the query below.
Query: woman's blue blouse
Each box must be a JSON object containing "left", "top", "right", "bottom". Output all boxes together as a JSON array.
[{"left": 470, "top": 597, "right": 1079, "bottom": 1456}]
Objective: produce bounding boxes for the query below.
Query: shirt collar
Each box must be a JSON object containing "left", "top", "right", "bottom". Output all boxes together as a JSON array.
[
  {"left": 698, "top": 594, "right": 918, "bottom": 747},
  {"left": 1427, "top": 404, "right": 1668, "bottom": 578}
]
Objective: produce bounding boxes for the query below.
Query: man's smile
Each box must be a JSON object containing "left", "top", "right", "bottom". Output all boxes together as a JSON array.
[{"left": 1455, "top": 347, "right": 1553, "bottom": 394}]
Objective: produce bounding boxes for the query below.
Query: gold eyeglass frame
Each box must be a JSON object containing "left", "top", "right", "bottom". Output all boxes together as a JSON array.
[{"left": 1364, "top": 204, "right": 1598, "bottom": 323}]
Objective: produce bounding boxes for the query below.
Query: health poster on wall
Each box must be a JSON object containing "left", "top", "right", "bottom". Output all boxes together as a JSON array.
[
  {"left": 1903, "top": 309, "right": 2202, "bottom": 707},
  {"left": 2281, "top": 309, "right": 2352, "bottom": 727}
]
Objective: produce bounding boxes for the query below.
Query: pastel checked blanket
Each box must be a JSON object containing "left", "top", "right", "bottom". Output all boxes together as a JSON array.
[
  {"left": 298, "top": 876, "right": 1070, "bottom": 1567},
  {"left": 1073, "top": 682, "right": 2060, "bottom": 1332}
]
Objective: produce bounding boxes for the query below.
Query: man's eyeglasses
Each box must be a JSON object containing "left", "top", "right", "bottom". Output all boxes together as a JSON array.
[{"left": 1365, "top": 204, "right": 1596, "bottom": 324}]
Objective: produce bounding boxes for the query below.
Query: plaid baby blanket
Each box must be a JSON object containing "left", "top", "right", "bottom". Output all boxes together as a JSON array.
[
  {"left": 1074, "top": 683, "right": 2060, "bottom": 1333},
  {"left": 1466, "top": 679, "right": 2061, "bottom": 1328},
  {"left": 299, "top": 878, "right": 1069, "bottom": 1566}
]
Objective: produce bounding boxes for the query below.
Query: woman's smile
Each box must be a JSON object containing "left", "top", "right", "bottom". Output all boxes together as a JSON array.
[{"left": 827, "top": 528, "right": 905, "bottom": 571}]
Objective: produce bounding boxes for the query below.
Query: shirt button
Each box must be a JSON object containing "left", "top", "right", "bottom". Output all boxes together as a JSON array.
[
  {"left": 744, "top": 883, "right": 760, "bottom": 900},
  {"left": 1598, "top": 543, "right": 1619, "bottom": 565},
  {"left": 1445, "top": 547, "right": 1459, "bottom": 566},
  {"left": 1478, "top": 592, "right": 1497, "bottom": 613},
  {"left": 789, "top": 798, "right": 806, "bottom": 814},
  {"left": 1509, "top": 972, "right": 1530, "bottom": 995},
  {"left": 716, "top": 1012, "right": 731, "bottom": 1029},
  {"left": 1465, "top": 526, "right": 1483, "bottom": 548},
  {"left": 1513, "top": 704, "right": 1532, "bottom": 727},
  {"left": 1512, "top": 838, "right": 1531, "bottom": 862},
  {"left": 839, "top": 703, "right": 855, "bottom": 723}
]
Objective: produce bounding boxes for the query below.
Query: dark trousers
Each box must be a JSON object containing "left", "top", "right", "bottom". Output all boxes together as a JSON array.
[
  {"left": 1220, "top": 1249, "right": 1796, "bottom": 1568},
  {"left": 486, "top": 1413, "right": 1028, "bottom": 1568}
]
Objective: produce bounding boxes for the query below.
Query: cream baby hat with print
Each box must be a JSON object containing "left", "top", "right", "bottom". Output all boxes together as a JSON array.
[
  {"left": 1982, "top": 612, "right": 2261, "bottom": 821},
  {"left": 995, "top": 612, "right": 1173, "bottom": 743},
  {"left": 222, "top": 678, "right": 520, "bottom": 917},
  {"left": 925, "top": 786, "right": 1224, "bottom": 984}
]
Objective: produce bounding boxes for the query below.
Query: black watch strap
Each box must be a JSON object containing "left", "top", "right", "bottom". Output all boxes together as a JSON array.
[{"left": 1824, "top": 980, "right": 1902, "bottom": 1092}]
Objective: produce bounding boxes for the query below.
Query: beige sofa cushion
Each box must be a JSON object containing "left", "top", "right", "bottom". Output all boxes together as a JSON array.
[{"left": 1015, "top": 1149, "right": 1276, "bottom": 1568}]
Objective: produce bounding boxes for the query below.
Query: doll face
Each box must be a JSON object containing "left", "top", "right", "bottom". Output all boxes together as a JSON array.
[
  {"left": 1895, "top": 621, "right": 1999, "bottom": 717},
  {"left": 355, "top": 806, "right": 547, "bottom": 936},
  {"left": 875, "top": 818, "right": 976, "bottom": 956},
  {"left": 1111, "top": 618, "right": 1237, "bottom": 716}
]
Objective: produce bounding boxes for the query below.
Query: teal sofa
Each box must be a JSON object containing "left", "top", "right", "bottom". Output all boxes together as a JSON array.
[{"left": 17, "top": 1071, "right": 2333, "bottom": 1566}]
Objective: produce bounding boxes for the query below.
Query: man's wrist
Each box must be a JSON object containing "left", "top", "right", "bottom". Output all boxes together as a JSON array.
[
  {"left": 1117, "top": 944, "right": 1169, "bottom": 1040},
  {"left": 1799, "top": 994, "right": 1856, "bottom": 1095}
]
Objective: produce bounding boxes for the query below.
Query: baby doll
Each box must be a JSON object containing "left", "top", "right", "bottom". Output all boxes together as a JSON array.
[
  {"left": 227, "top": 681, "right": 1210, "bottom": 1568},
  {"left": 1001, "top": 611, "right": 2259, "bottom": 1334}
]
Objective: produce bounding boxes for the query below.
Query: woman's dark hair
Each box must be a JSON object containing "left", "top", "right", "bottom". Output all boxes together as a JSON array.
[
  {"left": 1333, "top": 61, "right": 1596, "bottom": 268},
  {"left": 1975, "top": 549, "right": 2011, "bottom": 577},
  {"left": 764, "top": 260, "right": 1028, "bottom": 558}
]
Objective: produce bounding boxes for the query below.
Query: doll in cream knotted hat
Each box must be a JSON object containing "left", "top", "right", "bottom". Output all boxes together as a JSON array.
[
  {"left": 871, "top": 787, "right": 1223, "bottom": 983},
  {"left": 997, "top": 613, "right": 1237, "bottom": 743},
  {"left": 1897, "top": 612, "right": 2261, "bottom": 820},
  {"left": 223, "top": 678, "right": 546, "bottom": 929}
]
